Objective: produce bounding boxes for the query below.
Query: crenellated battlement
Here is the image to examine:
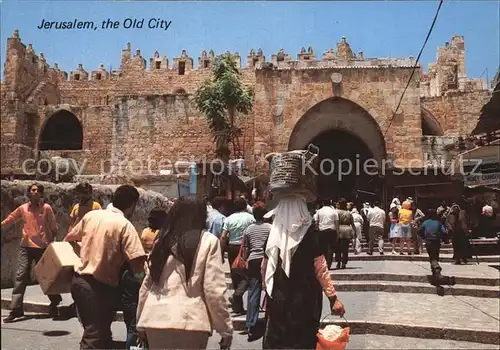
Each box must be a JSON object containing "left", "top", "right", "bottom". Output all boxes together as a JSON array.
[
  {"left": 2, "top": 30, "right": 424, "bottom": 86},
  {"left": 1, "top": 29, "right": 489, "bottom": 99},
  {"left": 0, "top": 31, "right": 492, "bottom": 180}
]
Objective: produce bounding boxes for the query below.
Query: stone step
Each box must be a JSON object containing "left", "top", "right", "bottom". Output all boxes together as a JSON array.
[
  {"left": 224, "top": 272, "right": 500, "bottom": 287},
  {"left": 330, "top": 280, "right": 500, "bottom": 298},
  {"left": 331, "top": 272, "right": 500, "bottom": 287},
  {"left": 224, "top": 253, "right": 498, "bottom": 263},
  {"left": 2, "top": 287, "right": 498, "bottom": 345},
  {"left": 221, "top": 278, "right": 499, "bottom": 297},
  {"left": 222, "top": 260, "right": 500, "bottom": 286},
  {"left": 346, "top": 242, "right": 455, "bottom": 249},
  {"left": 345, "top": 253, "right": 500, "bottom": 263},
  {"left": 349, "top": 247, "right": 454, "bottom": 253},
  {"left": 358, "top": 239, "right": 452, "bottom": 244},
  {"left": 224, "top": 271, "right": 500, "bottom": 287}
]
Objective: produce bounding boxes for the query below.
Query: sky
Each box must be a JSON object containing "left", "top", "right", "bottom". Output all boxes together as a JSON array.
[{"left": 0, "top": 0, "right": 499, "bottom": 83}]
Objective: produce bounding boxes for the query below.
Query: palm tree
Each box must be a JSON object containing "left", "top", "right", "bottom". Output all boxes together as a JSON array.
[{"left": 194, "top": 53, "right": 254, "bottom": 164}]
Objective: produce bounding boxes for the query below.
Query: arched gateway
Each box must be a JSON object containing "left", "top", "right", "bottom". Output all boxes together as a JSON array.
[{"left": 288, "top": 97, "right": 387, "bottom": 200}]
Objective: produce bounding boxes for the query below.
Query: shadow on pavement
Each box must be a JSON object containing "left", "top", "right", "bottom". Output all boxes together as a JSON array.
[
  {"left": 42, "top": 330, "right": 71, "bottom": 337},
  {"left": 3, "top": 313, "right": 52, "bottom": 323},
  {"left": 426, "top": 274, "right": 457, "bottom": 297}
]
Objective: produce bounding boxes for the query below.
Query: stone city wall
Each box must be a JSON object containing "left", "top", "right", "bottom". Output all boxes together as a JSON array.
[
  {"left": 1, "top": 30, "right": 490, "bottom": 177},
  {"left": 0, "top": 180, "right": 170, "bottom": 288}
]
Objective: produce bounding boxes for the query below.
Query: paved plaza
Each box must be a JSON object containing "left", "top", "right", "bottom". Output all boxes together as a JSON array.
[
  {"left": 1, "top": 257, "right": 499, "bottom": 349},
  {"left": 2, "top": 309, "right": 499, "bottom": 350}
]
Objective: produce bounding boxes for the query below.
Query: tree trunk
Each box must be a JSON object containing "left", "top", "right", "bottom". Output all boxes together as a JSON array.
[{"left": 228, "top": 105, "right": 236, "bottom": 158}]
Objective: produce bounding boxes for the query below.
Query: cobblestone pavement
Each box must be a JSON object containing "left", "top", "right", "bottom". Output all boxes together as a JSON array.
[{"left": 1, "top": 310, "right": 497, "bottom": 349}]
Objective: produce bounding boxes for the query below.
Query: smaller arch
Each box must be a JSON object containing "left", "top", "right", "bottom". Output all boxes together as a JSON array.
[
  {"left": 421, "top": 107, "right": 444, "bottom": 136},
  {"left": 39, "top": 110, "right": 83, "bottom": 150}
]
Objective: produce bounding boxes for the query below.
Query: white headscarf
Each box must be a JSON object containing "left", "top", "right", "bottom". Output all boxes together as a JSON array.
[
  {"left": 264, "top": 194, "right": 312, "bottom": 297},
  {"left": 482, "top": 205, "right": 493, "bottom": 217},
  {"left": 390, "top": 198, "right": 401, "bottom": 210}
]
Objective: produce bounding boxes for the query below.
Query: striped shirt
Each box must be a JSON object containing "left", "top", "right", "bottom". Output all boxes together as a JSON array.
[{"left": 243, "top": 222, "right": 272, "bottom": 261}]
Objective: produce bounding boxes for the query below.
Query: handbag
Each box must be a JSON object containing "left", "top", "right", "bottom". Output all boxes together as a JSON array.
[{"left": 231, "top": 234, "right": 248, "bottom": 270}]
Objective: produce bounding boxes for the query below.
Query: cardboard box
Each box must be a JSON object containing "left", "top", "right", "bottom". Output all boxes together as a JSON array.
[
  {"left": 70, "top": 241, "right": 82, "bottom": 257},
  {"left": 35, "top": 242, "right": 82, "bottom": 295}
]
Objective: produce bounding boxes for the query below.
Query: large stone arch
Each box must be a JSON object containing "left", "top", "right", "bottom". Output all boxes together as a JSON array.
[
  {"left": 288, "top": 97, "right": 387, "bottom": 162},
  {"left": 38, "top": 109, "right": 83, "bottom": 150},
  {"left": 421, "top": 107, "right": 444, "bottom": 136}
]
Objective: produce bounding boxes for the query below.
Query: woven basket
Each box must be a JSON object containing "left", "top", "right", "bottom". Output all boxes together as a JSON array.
[{"left": 269, "top": 144, "right": 319, "bottom": 201}]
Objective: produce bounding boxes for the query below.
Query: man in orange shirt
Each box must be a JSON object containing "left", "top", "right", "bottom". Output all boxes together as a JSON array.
[{"left": 1, "top": 183, "right": 62, "bottom": 322}]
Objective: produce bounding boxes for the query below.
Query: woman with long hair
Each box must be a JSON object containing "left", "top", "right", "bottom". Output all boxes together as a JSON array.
[{"left": 136, "top": 197, "right": 233, "bottom": 349}]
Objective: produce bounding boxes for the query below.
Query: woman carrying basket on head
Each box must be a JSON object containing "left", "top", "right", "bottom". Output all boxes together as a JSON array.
[{"left": 261, "top": 194, "right": 346, "bottom": 349}]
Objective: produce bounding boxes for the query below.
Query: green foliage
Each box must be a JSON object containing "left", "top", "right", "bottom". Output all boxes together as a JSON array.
[{"left": 193, "top": 53, "right": 254, "bottom": 160}]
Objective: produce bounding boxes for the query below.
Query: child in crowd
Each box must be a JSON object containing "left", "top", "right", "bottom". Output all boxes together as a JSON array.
[{"left": 141, "top": 208, "right": 168, "bottom": 254}]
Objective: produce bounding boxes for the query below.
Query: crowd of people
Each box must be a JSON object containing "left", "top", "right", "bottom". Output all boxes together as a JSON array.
[
  {"left": 1, "top": 183, "right": 346, "bottom": 349},
  {"left": 1, "top": 181, "right": 497, "bottom": 349}
]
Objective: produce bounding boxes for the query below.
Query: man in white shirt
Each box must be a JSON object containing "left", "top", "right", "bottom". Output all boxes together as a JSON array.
[
  {"left": 313, "top": 200, "right": 339, "bottom": 268},
  {"left": 366, "top": 201, "right": 386, "bottom": 255},
  {"left": 361, "top": 202, "right": 371, "bottom": 241},
  {"left": 240, "top": 194, "right": 253, "bottom": 214}
]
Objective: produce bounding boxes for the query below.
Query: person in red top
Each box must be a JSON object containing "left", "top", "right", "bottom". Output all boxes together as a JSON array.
[{"left": 1, "top": 183, "right": 62, "bottom": 322}]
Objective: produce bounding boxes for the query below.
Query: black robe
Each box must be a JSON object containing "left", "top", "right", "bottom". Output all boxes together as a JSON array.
[{"left": 263, "top": 227, "right": 324, "bottom": 349}]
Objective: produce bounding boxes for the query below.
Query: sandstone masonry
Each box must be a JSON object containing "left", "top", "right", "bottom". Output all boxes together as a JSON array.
[{"left": 0, "top": 30, "right": 492, "bottom": 176}]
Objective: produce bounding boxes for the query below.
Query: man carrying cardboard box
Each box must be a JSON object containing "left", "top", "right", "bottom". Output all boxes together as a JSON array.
[
  {"left": 64, "top": 185, "right": 147, "bottom": 349},
  {"left": 1, "top": 183, "right": 63, "bottom": 322}
]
